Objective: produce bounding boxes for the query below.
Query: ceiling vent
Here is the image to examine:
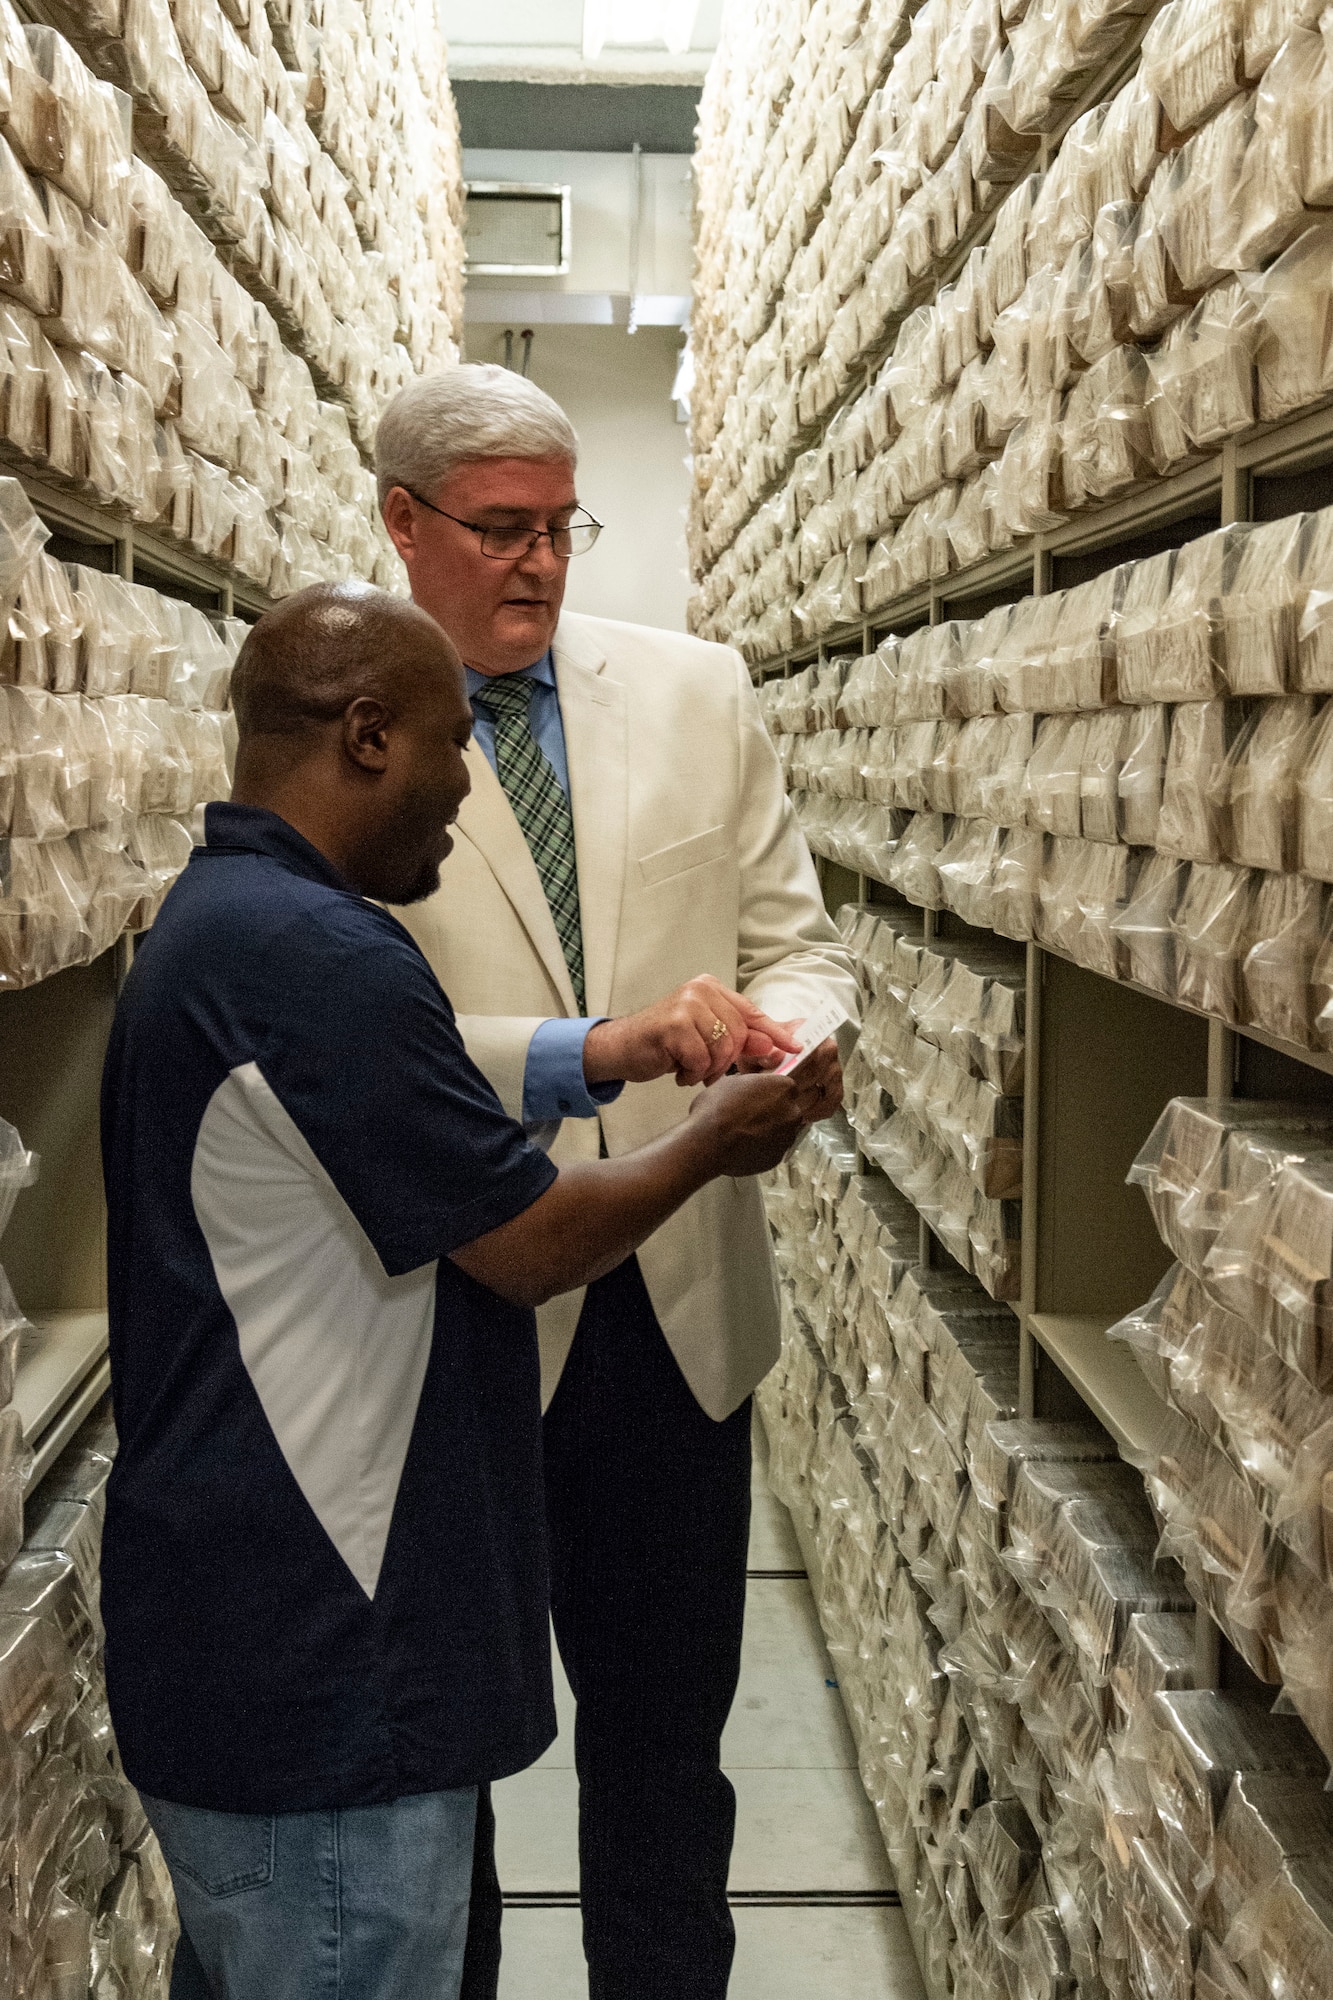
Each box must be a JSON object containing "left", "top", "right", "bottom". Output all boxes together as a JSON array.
[{"left": 464, "top": 183, "right": 571, "bottom": 276}]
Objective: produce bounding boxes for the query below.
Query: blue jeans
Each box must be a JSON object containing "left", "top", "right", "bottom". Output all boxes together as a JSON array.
[{"left": 142, "top": 1787, "right": 478, "bottom": 2000}]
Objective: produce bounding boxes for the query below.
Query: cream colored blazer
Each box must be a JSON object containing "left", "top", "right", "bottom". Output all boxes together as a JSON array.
[{"left": 394, "top": 609, "right": 859, "bottom": 1421}]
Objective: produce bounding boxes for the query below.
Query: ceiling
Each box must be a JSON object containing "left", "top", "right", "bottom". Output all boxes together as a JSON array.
[{"left": 439, "top": 0, "right": 723, "bottom": 84}]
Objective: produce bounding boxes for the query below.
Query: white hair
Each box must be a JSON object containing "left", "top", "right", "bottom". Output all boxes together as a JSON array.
[{"left": 374, "top": 364, "right": 579, "bottom": 508}]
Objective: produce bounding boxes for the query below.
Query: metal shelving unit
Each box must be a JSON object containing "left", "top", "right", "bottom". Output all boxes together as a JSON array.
[
  {"left": 751, "top": 396, "right": 1333, "bottom": 686},
  {"left": 0, "top": 461, "right": 272, "bottom": 1500},
  {"left": 770, "top": 386, "right": 1333, "bottom": 1699},
  {"left": 10, "top": 466, "right": 274, "bottom": 618}
]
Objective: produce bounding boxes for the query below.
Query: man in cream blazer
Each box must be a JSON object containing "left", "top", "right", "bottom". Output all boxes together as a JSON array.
[{"left": 377, "top": 365, "right": 857, "bottom": 2000}]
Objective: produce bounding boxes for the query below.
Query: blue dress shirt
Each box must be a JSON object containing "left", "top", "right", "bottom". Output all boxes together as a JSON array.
[{"left": 466, "top": 652, "right": 622, "bottom": 1126}]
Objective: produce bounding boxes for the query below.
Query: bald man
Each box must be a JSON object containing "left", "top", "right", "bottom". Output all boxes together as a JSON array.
[{"left": 98, "top": 584, "right": 825, "bottom": 2000}]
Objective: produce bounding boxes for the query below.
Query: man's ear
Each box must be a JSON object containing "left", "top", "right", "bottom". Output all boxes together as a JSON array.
[
  {"left": 381, "top": 488, "right": 416, "bottom": 562},
  {"left": 343, "top": 697, "right": 392, "bottom": 773}
]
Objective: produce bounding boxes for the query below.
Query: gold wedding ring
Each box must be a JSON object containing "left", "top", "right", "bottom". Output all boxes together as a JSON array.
[{"left": 709, "top": 1018, "right": 727, "bottom": 1042}]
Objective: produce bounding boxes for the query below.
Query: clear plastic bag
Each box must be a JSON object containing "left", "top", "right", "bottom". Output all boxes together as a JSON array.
[
  {"left": 1144, "top": 1689, "right": 1326, "bottom": 1903},
  {"left": 1025, "top": 713, "right": 1088, "bottom": 838},
  {"left": 1174, "top": 862, "right": 1257, "bottom": 1021},
  {"left": 1117, "top": 700, "right": 1168, "bottom": 847},
  {"left": 1140, "top": 0, "right": 1246, "bottom": 137},
  {"left": 1077, "top": 707, "right": 1138, "bottom": 845},
  {"left": 0, "top": 136, "right": 54, "bottom": 318},
  {"left": 1223, "top": 696, "right": 1313, "bottom": 872},
  {"left": 888, "top": 810, "right": 949, "bottom": 909},
  {"left": 1219, "top": 516, "right": 1304, "bottom": 695},
  {"left": 0, "top": 1117, "right": 36, "bottom": 1241},
  {"left": 0, "top": 832, "right": 91, "bottom": 987},
  {"left": 1115, "top": 549, "right": 1179, "bottom": 703},
  {"left": 1075, "top": 838, "right": 1142, "bottom": 980},
  {"left": 1062, "top": 344, "right": 1155, "bottom": 509},
  {"left": 993, "top": 594, "right": 1062, "bottom": 714},
  {"left": 1205, "top": 1144, "right": 1333, "bottom": 1387},
  {"left": 1151, "top": 279, "right": 1258, "bottom": 454},
  {"left": 1231, "top": 1820, "right": 1333, "bottom": 1997},
  {"left": 1162, "top": 94, "right": 1252, "bottom": 294},
  {"left": 1157, "top": 698, "right": 1231, "bottom": 864},
  {"left": 1131, "top": 175, "right": 1193, "bottom": 344},
  {"left": 1241, "top": 871, "right": 1323, "bottom": 1047},
  {"left": 1210, "top": 1770, "right": 1333, "bottom": 1977},
  {"left": 936, "top": 817, "right": 1004, "bottom": 932},
  {"left": 995, "top": 395, "right": 1066, "bottom": 539},
  {"left": 1112, "top": 850, "right": 1189, "bottom": 995},
  {"left": 1250, "top": 222, "right": 1333, "bottom": 426},
  {"left": 1005, "top": 1456, "right": 1189, "bottom": 1683},
  {"left": 1128, "top": 536, "right": 1233, "bottom": 704},
  {"left": 1297, "top": 699, "right": 1333, "bottom": 882},
  {"left": 992, "top": 825, "right": 1044, "bottom": 942}
]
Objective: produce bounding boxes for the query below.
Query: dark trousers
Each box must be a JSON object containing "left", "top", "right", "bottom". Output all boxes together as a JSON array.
[{"left": 461, "top": 1256, "right": 753, "bottom": 2000}]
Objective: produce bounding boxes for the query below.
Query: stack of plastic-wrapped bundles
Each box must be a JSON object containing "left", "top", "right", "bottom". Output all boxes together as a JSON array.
[
  {"left": 758, "top": 503, "right": 1333, "bottom": 1053},
  {"left": 0, "top": 479, "right": 244, "bottom": 989},
  {"left": 837, "top": 900, "right": 1024, "bottom": 1300},
  {"left": 691, "top": 0, "right": 1333, "bottom": 660},
  {"left": 0, "top": 1115, "right": 176, "bottom": 1993},
  {"left": 758, "top": 1109, "right": 1256, "bottom": 1999},
  {"left": 1094, "top": 1656, "right": 1333, "bottom": 2000},
  {"left": 0, "top": 0, "right": 465, "bottom": 597},
  {"left": 1117, "top": 1098, "right": 1333, "bottom": 1767}
]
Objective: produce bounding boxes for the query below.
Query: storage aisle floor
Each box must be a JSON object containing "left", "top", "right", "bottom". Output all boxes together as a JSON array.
[{"left": 493, "top": 1422, "right": 926, "bottom": 1998}]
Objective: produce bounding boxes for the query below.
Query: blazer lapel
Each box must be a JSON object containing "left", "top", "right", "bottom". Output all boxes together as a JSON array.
[
  {"left": 453, "top": 740, "right": 579, "bottom": 1013},
  {"left": 554, "top": 618, "right": 628, "bottom": 1020}
]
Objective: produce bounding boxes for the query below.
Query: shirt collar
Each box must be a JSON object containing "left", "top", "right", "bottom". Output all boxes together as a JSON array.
[
  {"left": 200, "top": 802, "right": 359, "bottom": 895},
  {"left": 464, "top": 649, "right": 556, "bottom": 702}
]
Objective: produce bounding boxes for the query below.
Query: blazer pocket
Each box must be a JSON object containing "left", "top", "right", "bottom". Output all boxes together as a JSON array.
[{"left": 637, "top": 824, "right": 731, "bottom": 886}]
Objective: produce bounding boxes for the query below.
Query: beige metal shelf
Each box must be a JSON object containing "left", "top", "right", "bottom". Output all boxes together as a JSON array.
[
  {"left": 14, "top": 1310, "right": 110, "bottom": 1490},
  {"left": 809, "top": 842, "right": 1333, "bottom": 1088},
  {"left": 1026, "top": 1311, "right": 1167, "bottom": 1457},
  {"left": 9, "top": 465, "right": 272, "bottom": 617},
  {"left": 27, "top": 1359, "right": 111, "bottom": 1491},
  {"left": 1034, "top": 938, "right": 1333, "bottom": 1084}
]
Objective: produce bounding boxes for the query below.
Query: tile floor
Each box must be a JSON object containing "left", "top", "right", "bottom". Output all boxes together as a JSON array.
[{"left": 492, "top": 1426, "right": 926, "bottom": 1998}]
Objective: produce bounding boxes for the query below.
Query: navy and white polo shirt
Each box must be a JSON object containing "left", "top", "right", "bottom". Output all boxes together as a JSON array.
[{"left": 100, "top": 802, "right": 560, "bottom": 1813}]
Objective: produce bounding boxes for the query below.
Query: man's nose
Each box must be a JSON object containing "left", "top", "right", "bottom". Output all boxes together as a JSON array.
[{"left": 516, "top": 536, "right": 562, "bottom": 582}]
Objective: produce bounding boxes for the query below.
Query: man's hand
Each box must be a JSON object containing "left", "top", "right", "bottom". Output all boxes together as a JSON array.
[
  {"left": 686, "top": 1068, "right": 829, "bottom": 1177},
  {"left": 583, "top": 976, "right": 801, "bottom": 1089},
  {"left": 738, "top": 1015, "right": 844, "bottom": 1111},
  {"left": 451, "top": 1061, "right": 828, "bottom": 1308},
  {"left": 780, "top": 1037, "right": 844, "bottom": 1113}
]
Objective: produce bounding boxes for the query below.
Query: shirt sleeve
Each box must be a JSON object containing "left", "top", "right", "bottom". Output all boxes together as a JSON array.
[
  {"left": 256, "top": 905, "right": 559, "bottom": 1276},
  {"left": 522, "top": 1018, "right": 624, "bottom": 1123}
]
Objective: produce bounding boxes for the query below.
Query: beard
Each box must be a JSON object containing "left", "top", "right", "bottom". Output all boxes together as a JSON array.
[
  {"left": 393, "top": 852, "right": 446, "bottom": 905},
  {"left": 363, "top": 795, "right": 454, "bottom": 907}
]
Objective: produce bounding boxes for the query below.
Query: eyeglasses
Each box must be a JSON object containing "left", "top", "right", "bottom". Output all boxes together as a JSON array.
[{"left": 403, "top": 489, "right": 603, "bottom": 559}]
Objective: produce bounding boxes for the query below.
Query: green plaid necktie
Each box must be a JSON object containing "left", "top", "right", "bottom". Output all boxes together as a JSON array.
[{"left": 475, "top": 673, "right": 586, "bottom": 1011}]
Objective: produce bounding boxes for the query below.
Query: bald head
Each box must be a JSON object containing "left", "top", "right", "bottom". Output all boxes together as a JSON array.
[
  {"left": 232, "top": 581, "right": 462, "bottom": 747},
  {"left": 229, "top": 581, "right": 474, "bottom": 905}
]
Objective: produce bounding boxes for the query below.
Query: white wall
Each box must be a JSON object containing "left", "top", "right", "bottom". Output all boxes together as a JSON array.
[
  {"left": 463, "top": 321, "right": 691, "bottom": 632},
  {"left": 462, "top": 149, "right": 693, "bottom": 320}
]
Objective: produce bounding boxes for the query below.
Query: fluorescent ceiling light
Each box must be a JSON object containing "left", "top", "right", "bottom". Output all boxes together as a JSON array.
[
  {"left": 581, "top": 0, "right": 612, "bottom": 58},
  {"left": 582, "top": 0, "right": 700, "bottom": 57},
  {"left": 659, "top": 0, "right": 700, "bottom": 52}
]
